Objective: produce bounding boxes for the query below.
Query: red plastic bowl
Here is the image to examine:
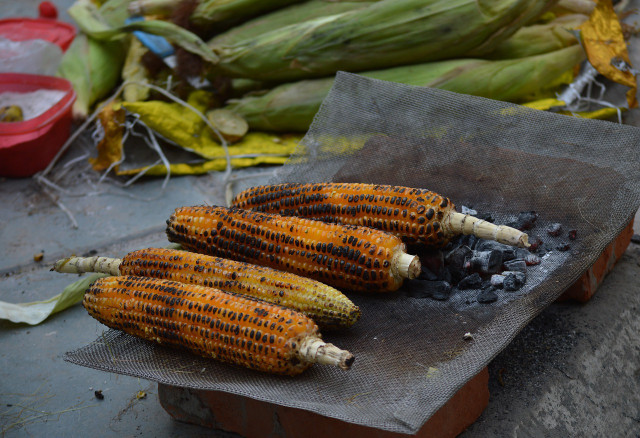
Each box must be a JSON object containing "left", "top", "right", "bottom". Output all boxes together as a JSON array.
[
  {"left": 0, "top": 17, "right": 76, "bottom": 52},
  {"left": 0, "top": 73, "right": 76, "bottom": 178}
]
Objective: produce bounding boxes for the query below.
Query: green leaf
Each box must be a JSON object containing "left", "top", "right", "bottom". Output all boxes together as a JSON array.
[{"left": 0, "top": 273, "right": 107, "bottom": 325}]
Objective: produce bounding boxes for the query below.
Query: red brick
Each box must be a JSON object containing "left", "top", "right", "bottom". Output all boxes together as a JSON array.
[
  {"left": 159, "top": 367, "right": 489, "bottom": 437},
  {"left": 559, "top": 219, "right": 634, "bottom": 303}
]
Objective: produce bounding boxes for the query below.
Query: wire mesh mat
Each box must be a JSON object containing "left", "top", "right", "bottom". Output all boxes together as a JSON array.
[{"left": 66, "top": 72, "right": 640, "bottom": 434}]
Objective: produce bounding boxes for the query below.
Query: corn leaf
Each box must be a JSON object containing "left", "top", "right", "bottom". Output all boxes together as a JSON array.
[
  {"left": 0, "top": 274, "right": 106, "bottom": 325},
  {"left": 579, "top": 0, "right": 637, "bottom": 108}
]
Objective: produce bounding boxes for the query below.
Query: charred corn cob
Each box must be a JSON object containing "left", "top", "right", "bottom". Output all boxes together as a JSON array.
[
  {"left": 84, "top": 275, "right": 354, "bottom": 375},
  {"left": 53, "top": 247, "right": 360, "bottom": 329},
  {"left": 231, "top": 183, "right": 530, "bottom": 249},
  {"left": 166, "top": 206, "right": 421, "bottom": 293}
]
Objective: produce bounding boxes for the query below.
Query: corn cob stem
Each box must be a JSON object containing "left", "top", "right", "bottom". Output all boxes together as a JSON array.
[
  {"left": 445, "top": 211, "right": 529, "bottom": 248},
  {"left": 52, "top": 248, "right": 361, "bottom": 329},
  {"left": 52, "top": 256, "right": 121, "bottom": 276},
  {"left": 84, "top": 276, "right": 353, "bottom": 375},
  {"left": 298, "top": 337, "right": 354, "bottom": 370}
]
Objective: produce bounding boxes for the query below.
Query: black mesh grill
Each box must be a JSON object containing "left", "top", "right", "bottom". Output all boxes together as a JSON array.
[{"left": 65, "top": 72, "right": 640, "bottom": 434}]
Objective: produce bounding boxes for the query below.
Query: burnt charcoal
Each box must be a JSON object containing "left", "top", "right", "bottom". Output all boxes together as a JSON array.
[
  {"left": 457, "top": 273, "right": 483, "bottom": 290},
  {"left": 632, "top": 234, "right": 640, "bottom": 245},
  {"left": 490, "top": 274, "right": 505, "bottom": 288},
  {"left": 461, "top": 205, "right": 478, "bottom": 216},
  {"left": 476, "top": 240, "right": 517, "bottom": 261},
  {"left": 459, "top": 234, "right": 479, "bottom": 250},
  {"left": 511, "top": 211, "right": 538, "bottom": 231},
  {"left": 515, "top": 248, "right": 541, "bottom": 266},
  {"left": 418, "top": 266, "right": 439, "bottom": 281},
  {"left": 556, "top": 242, "right": 571, "bottom": 251},
  {"left": 445, "top": 245, "right": 472, "bottom": 267},
  {"left": 568, "top": 229, "right": 578, "bottom": 240},
  {"left": 547, "top": 223, "right": 562, "bottom": 237},
  {"left": 406, "top": 280, "right": 451, "bottom": 300},
  {"left": 528, "top": 236, "right": 544, "bottom": 252},
  {"left": 467, "top": 250, "right": 502, "bottom": 275},
  {"left": 503, "top": 259, "right": 527, "bottom": 273},
  {"left": 441, "top": 266, "right": 453, "bottom": 284},
  {"left": 503, "top": 271, "right": 526, "bottom": 291},
  {"left": 477, "top": 287, "right": 498, "bottom": 304},
  {"left": 421, "top": 251, "right": 445, "bottom": 276}
]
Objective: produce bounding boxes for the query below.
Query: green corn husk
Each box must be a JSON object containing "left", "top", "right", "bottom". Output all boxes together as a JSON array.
[
  {"left": 121, "top": 37, "right": 151, "bottom": 102},
  {"left": 226, "top": 45, "right": 585, "bottom": 132},
  {"left": 69, "top": 0, "right": 218, "bottom": 63},
  {"left": 56, "top": 33, "right": 126, "bottom": 119},
  {"left": 191, "top": 0, "right": 305, "bottom": 29},
  {"left": 210, "top": 0, "right": 556, "bottom": 81},
  {"left": 479, "top": 13, "right": 587, "bottom": 59},
  {"left": 208, "top": 0, "right": 381, "bottom": 47}
]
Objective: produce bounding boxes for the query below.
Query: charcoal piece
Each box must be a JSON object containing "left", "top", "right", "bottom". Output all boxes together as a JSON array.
[
  {"left": 461, "top": 205, "right": 478, "bottom": 215},
  {"left": 556, "top": 242, "right": 571, "bottom": 251},
  {"left": 421, "top": 251, "right": 444, "bottom": 277},
  {"left": 490, "top": 274, "right": 505, "bottom": 288},
  {"left": 477, "top": 287, "right": 498, "bottom": 304},
  {"left": 528, "top": 236, "right": 544, "bottom": 252},
  {"left": 441, "top": 266, "right": 453, "bottom": 284},
  {"left": 445, "top": 245, "right": 472, "bottom": 267},
  {"left": 509, "top": 211, "right": 538, "bottom": 231},
  {"left": 406, "top": 280, "right": 451, "bottom": 300},
  {"left": 547, "top": 223, "right": 562, "bottom": 237},
  {"left": 503, "top": 259, "right": 527, "bottom": 273},
  {"left": 467, "top": 250, "right": 502, "bottom": 274},
  {"left": 458, "top": 234, "right": 479, "bottom": 250},
  {"left": 457, "top": 273, "right": 483, "bottom": 290},
  {"left": 476, "top": 240, "right": 517, "bottom": 261},
  {"left": 515, "top": 248, "right": 541, "bottom": 266},
  {"left": 503, "top": 271, "right": 526, "bottom": 291},
  {"left": 568, "top": 229, "right": 578, "bottom": 240},
  {"left": 418, "top": 266, "right": 439, "bottom": 281}
]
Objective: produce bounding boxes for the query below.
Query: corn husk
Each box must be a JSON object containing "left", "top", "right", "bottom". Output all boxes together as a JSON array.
[
  {"left": 122, "top": 38, "right": 152, "bottom": 102},
  {"left": 226, "top": 45, "right": 585, "bottom": 132},
  {"left": 208, "top": 0, "right": 380, "bottom": 47},
  {"left": 56, "top": 33, "right": 126, "bottom": 119},
  {"left": 69, "top": 0, "right": 218, "bottom": 63},
  {"left": 191, "top": 0, "right": 305, "bottom": 29},
  {"left": 210, "top": 0, "right": 556, "bottom": 81},
  {"left": 480, "top": 13, "right": 586, "bottom": 59}
]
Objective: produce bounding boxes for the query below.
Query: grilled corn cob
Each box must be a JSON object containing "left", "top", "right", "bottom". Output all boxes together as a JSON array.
[
  {"left": 166, "top": 206, "right": 421, "bottom": 293},
  {"left": 53, "top": 247, "right": 360, "bottom": 328},
  {"left": 231, "top": 183, "right": 530, "bottom": 249},
  {"left": 84, "top": 275, "right": 353, "bottom": 375}
]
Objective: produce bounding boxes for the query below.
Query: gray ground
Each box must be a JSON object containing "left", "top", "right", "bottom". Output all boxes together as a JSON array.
[{"left": 1, "top": 1, "right": 640, "bottom": 437}]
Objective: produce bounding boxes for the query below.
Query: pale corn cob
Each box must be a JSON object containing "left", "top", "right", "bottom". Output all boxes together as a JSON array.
[
  {"left": 231, "top": 183, "right": 530, "bottom": 249},
  {"left": 166, "top": 206, "right": 421, "bottom": 293},
  {"left": 53, "top": 247, "right": 360, "bottom": 329},
  {"left": 84, "top": 275, "right": 353, "bottom": 375}
]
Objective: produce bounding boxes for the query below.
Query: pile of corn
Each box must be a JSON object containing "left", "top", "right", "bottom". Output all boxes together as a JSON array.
[
  {"left": 55, "top": 0, "right": 631, "bottom": 175},
  {"left": 55, "top": 182, "right": 533, "bottom": 375}
]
